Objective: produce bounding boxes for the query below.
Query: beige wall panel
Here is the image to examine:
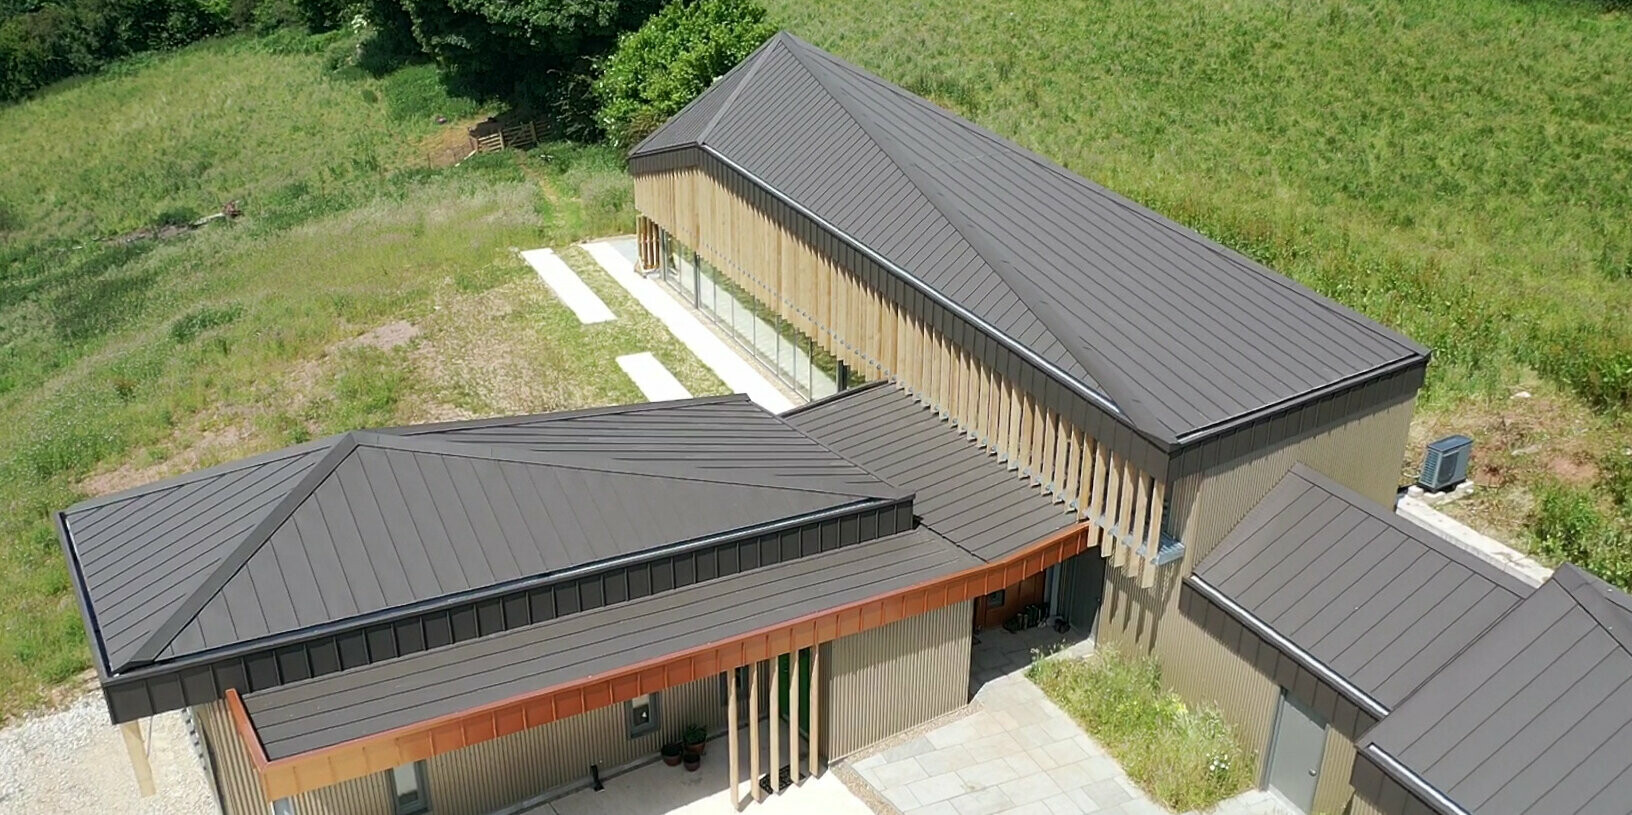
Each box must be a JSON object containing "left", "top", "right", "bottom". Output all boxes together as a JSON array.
[
  {"left": 195, "top": 676, "right": 724, "bottom": 815},
  {"left": 1313, "top": 725, "right": 1358, "bottom": 815},
  {"left": 193, "top": 700, "right": 394, "bottom": 815},
  {"left": 425, "top": 675, "right": 724, "bottom": 815},
  {"left": 825, "top": 603, "right": 972, "bottom": 758}
]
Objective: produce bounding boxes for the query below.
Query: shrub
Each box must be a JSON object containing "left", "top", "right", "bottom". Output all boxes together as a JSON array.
[
  {"left": 593, "top": 0, "right": 776, "bottom": 147},
  {"left": 1027, "top": 649, "right": 1254, "bottom": 812},
  {"left": 1530, "top": 482, "right": 1632, "bottom": 590},
  {"left": 169, "top": 302, "right": 244, "bottom": 342}
]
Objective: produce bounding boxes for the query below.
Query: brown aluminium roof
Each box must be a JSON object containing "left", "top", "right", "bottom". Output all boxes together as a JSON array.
[
  {"left": 631, "top": 32, "right": 1428, "bottom": 447},
  {"left": 1189, "top": 464, "right": 1532, "bottom": 714}
]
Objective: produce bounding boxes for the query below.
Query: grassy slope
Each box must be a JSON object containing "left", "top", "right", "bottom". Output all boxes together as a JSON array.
[
  {"left": 765, "top": 0, "right": 1632, "bottom": 544},
  {"left": 0, "top": 35, "right": 722, "bottom": 717}
]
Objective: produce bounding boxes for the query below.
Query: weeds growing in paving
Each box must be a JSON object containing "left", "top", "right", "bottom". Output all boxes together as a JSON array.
[{"left": 1028, "top": 649, "right": 1255, "bottom": 812}]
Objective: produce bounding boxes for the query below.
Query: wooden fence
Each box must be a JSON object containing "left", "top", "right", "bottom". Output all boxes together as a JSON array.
[{"left": 469, "top": 121, "right": 542, "bottom": 154}]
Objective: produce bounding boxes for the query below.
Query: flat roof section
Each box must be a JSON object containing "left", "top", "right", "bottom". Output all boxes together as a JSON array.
[
  {"left": 1190, "top": 464, "right": 1532, "bottom": 713},
  {"left": 240, "top": 527, "right": 979, "bottom": 759},
  {"left": 1361, "top": 565, "right": 1632, "bottom": 815},
  {"left": 632, "top": 32, "right": 1428, "bottom": 446},
  {"left": 784, "top": 383, "right": 1076, "bottom": 562}
]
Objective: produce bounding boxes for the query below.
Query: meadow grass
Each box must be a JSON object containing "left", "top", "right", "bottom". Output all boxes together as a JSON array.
[
  {"left": 0, "top": 33, "right": 712, "bottom": 717},
  {"left": 1028, "top": 649, "right": 1255, "bottom": 812},
  {"left": 766, "top": 0, "right": 1632, "bottom": 563}
]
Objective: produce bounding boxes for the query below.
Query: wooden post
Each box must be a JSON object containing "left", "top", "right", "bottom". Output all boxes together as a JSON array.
[
  {"left": 728, "top": 670, "right": 741, "bottom": 810},
  {"left": 769, "top": 655, "right": 782, "bottom": 793},
  {"left": 789, "top": 649, "right": 801, "bottom": 786},
  {"left": 808, "top": 646, "right": 821, "bottom": 779},
  {"left": 121, "top": 721, "right": 156, "bottom": 798},
  {"left": 750, "top": 661, "right": 763, "bottom": 802}
]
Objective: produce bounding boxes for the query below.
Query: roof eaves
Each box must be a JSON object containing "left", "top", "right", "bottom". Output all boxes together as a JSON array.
[
  {"left": 1186, "top": 572, "right": 1391, "bottom": 720},
  {"left": 1172, "top": 353, "right": 1430, "bottom": 448},
  {"left": 122, "top": 433, "right": 362, "bottom": 670},
  {"left": 1361, "top": 744, "right": 1470, "bottom": 815},
  {"left": 56, "top": 509, "right": 114, "bottom": 678}
]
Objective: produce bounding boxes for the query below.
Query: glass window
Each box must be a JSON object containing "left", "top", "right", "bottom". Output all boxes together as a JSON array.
[
  {"left": 271, "top": 799, "right": 296, "bottom": 815},
  {"left": 626, "top": 692, "right": 660, "bottom": 738},
  {"left": 389, "top": 762, "right": 429, "bottom": 815}
]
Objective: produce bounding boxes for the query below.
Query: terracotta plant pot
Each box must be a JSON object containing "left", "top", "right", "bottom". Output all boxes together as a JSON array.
[
  {"left": 661, "top": 742, "right": 683, "bottom": 767},
  {"left": 683, "top": 753, "right": 701, "bottom": 772}
]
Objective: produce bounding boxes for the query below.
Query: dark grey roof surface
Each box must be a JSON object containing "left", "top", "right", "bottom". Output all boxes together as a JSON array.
[
  {"left": 242, "top": 527, "right": 977, "bottom": 758},
  {"left": 1363, "top": 565, "right": 1632, "bottom": 815},
  {"left": 632, "top": 32, "right": 1427, "bottom": 444},
  {"left": 1193, "top": 464, "right": 1532, "bottom": 711},
  {"left": 784, "top": 383, "right": 1075, "bottom": 561},
  {"left": 59, "top": 396, "right": 897, "bottom": 674}
]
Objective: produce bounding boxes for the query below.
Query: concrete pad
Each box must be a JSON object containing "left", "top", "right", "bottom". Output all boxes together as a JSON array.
[
  {"left": 581, "top": 239, "right": 794, "bottom": 413},
  {"left": 522, "top": 248, "right": 615, "bottom": 325},
  {"left": 615, "top": 353, "right": 692, "bottom": 401}
]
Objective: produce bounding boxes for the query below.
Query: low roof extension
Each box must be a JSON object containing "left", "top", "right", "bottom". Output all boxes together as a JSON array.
[{"left": 630, "top": 32, "right": 1428, "bottom": 448}]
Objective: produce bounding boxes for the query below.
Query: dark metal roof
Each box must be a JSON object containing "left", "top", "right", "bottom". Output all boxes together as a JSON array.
[
  {"left": 59, "top": 396, "right": 902, "bottom": 677},
  {"left": 1192, "top": 464, "right": 1532, "bottom": 712},
  {"left": 784, "top": 383, "right": 1075, "bottom": 562},
  {"left": 241, "top": 527, "right": 977, "bottom": 759},
  {"left": 1360, "top": 564, "right": 1632, "bottom": 815},
  {"left": 631, "top": 32, "right": 1428, "bottom": 446}
]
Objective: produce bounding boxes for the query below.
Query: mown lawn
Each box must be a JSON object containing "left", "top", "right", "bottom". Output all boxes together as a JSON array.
[
  {"left": 766, "top": 0, "right": 1632, "bottom": 564},
  {"left": 0, "top": 33, "right": 722, "bottom": 718}
]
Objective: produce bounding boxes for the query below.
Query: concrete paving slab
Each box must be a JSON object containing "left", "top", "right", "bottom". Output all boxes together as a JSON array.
[
  {"left": 522, "top": 248, "right": 615, "bottom": 324},
  {"left": 616, "top": 352, "right": 692, "bottom": 401}
]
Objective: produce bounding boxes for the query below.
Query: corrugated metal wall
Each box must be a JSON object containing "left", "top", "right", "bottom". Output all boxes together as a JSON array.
[
  {"left": 193, "top": 700, "right": 393, "bottom": 815},
  {"left": 424, "top": 675, "right": 724, "bottom": 815},
  {"left": 193, "top": 675, "right": 725, "bottom": 815},
  {"left": 1313, "top": 725, "right": 1358, "bottom": 815},
  {"left": 824, "top": 603, "right": 972, "bottom": 758}
]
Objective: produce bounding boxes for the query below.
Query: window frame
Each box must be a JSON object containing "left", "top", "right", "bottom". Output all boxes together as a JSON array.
[
  {"left": 388, "top": 760, "right": 430, "bottom": 815},
  {"left": 626, "top": 692, "right": 661, "bottom": 739}
]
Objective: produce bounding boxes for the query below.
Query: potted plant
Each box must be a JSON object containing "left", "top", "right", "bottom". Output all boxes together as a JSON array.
[
  {"left": 683, "top": 750, "right": 701, "bottom": 772},
  {"left": 683, "top": 723, "right": 708, "bottom": 755},
  {"left": 661, "top": 741, "right": 683, "bottom": 767}
]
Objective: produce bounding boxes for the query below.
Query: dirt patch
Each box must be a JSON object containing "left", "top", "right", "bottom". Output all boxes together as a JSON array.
[
  {"left": 331, "top": 319, "right": 420, "bottom": 353},
  {"left": 78, "top": 422, "right": 252, "bottom": 497},
  {"left": 413, "top": 118, "right": 483, "bottom": 169},
  {"left": 1548, "top": 455, "right": 1599, "bottom": 485}
]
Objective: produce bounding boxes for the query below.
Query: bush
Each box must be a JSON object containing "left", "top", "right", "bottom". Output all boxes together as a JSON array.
[
  {"left": 0, "top": 0, "right": 231, "bottom": 102},
  {"left": 1027, "top": 649, "right": 1254, "bottom": 812},
  {"left": 169, "top": 302, "right": 244, "bottom": 342},
  {"left": 1530, "top": 482, "right": 1632, "bottom": 590},
  {"left": 593, "top": 0, "right": 776, "bottom": 147}
]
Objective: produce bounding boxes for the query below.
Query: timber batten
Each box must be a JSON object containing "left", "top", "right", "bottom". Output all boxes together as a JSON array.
[{"left": 636, "top": 160, "right": 1171, "bottom": 580}]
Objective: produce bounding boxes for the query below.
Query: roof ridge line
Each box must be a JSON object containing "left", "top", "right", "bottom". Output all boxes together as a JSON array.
[
  {"left": 1554, "top": 565, "right": 1632, "bottom": 657},
  {"left": 125, "top": 433, "right": 363, "bottom": 668},
  {"left": 382, "top": 394, "right": 750, "bottom": 436},
  {"left": 358, "top": 431, "right": 907, "bottom": 501},
  {"left": 694, "top": 32, "right": 781, "bottom": 147},
  {"left": 785, "top": 41, "right": 1152, "bottom": 428},
  {"left": 64, "top": 437, "right": 337, "bottom": 515}
]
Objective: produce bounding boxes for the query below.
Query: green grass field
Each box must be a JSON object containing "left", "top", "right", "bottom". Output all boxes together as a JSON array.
[
  {"left": 0, "top": 33, "right": 722, "bottom": 717},
  {"left": 767, "top": 0, "right": 1632, "bottom": 562}
]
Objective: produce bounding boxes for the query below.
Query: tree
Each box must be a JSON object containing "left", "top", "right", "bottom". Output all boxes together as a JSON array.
[{"left": 592, "top": 0, "right": 774, "bottom": 147}]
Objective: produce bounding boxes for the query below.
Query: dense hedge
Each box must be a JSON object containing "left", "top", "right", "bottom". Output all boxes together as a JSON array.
[
  {"left": 0, "top": 0, "right": 235, "bottom": 101},
  {"left": 593, "top": 0, "right": 774, "bottom": 147}
]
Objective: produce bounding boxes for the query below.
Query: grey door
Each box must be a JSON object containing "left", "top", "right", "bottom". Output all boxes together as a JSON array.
[
  {"left": 1057, "top": 551, "right": 1105, "bottom": 633},
  {"left": 1266, "top": 690, "right": 1326, "bottom": 812}
]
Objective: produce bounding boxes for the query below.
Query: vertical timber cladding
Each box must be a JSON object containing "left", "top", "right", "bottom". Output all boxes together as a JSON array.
[
  {"left": 823, "top": 602, "right": 972, "bottom": 758},
  {"left": 194, "top": 700, "right": 393, "bottom": 815},
  {"left": 632, "top": 161, "right": 1169, "bottom": 583},
  {"left": 1313, "top": 724, "right": 1360, "bottom": 815}
]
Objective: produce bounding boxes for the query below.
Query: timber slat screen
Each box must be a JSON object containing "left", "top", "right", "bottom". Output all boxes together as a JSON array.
[{"left": 635, "top": 164, "right": 1167, "bottom": 586}]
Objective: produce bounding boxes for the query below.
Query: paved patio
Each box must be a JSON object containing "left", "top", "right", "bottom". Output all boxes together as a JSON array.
[{"left": 849, "top": 632, "right": 1293, "bottom": 815}]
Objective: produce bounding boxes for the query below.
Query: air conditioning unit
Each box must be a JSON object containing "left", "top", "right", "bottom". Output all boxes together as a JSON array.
[{"left": 1418, "top": 435, "right": 1473, "bottom": 492}]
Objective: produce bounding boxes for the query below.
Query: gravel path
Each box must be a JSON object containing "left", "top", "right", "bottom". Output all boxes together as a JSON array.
[{"left": 0, "top": 691, "right": 216, "bottom": 815}]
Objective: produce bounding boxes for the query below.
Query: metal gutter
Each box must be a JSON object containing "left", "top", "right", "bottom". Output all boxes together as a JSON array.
[
  {"left": 1363, "top": 744, "right": 1473, "bottom": 815},
  {"left": 1186, "top": 574, "right": 1391, "bottom": 720},
  {"left": 102, "top": 495, "right": 909, "bottom": 683},
  {"left": 1173, "top": 354, "right": 1429, "bottom": 447}
]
